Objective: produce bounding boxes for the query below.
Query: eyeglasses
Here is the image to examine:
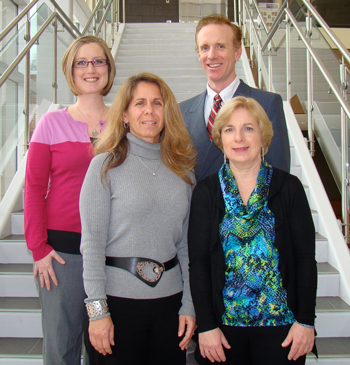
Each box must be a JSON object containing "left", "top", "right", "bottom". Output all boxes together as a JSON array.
[{"left": 73, "top": 59, "right": 108, "bottom": 68}]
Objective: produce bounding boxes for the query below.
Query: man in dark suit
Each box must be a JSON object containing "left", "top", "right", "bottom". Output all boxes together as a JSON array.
[{"left": 179, "top": 14, "right": 290, "bottom": 181}]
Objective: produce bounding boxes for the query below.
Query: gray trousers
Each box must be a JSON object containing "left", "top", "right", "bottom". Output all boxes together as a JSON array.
[{"left": 36, "top": 252, "right": 86, "bottom": 365}]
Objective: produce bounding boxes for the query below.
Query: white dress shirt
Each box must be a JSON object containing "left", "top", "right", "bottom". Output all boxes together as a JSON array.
[{"left": 204, "top": 77, "right": 241, "bottom": 127}]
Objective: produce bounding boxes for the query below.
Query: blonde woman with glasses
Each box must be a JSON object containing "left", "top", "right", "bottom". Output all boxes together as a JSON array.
[{"left": 24, "top": 35, "right": 116, "bottom": 364}]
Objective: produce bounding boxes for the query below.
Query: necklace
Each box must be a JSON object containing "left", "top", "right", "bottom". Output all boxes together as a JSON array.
[
  {"left": 76, "top": 106, "right": 104, "bottom": 138},
  {"left": 136, "top": 155, "right": 161, "bottom": 176}
]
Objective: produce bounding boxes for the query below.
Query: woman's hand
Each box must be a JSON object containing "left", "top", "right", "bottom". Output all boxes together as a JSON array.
[
  {"left": 282, "top": 322, "right": 315, "bottom": 360},
  {"left": 199, "top": 328, "right": 231, "bottom": 363},
  {"left": 34, "top": 250, "right": 65, "bottom": 290},
  {"left": 178, "top": 315, "right": 197, "bottom": 350},
  {"left": 89, "top": 316, "right": 114, "bottom": 355}
]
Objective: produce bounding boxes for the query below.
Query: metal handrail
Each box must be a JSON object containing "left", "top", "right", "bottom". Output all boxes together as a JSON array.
[
  {"left": 95, "top": 0, "right": 114, "bottom": 37},
  {"left": 0, "top": 13, "right": 56, "bottom": 88},
  {"left": 0, "top": 12, "right": 77, "bottom": 88},
  {"left": 82, "top": 0, "right": 104, "bottom": 35},
  {"left": 251, "top": 0, "right": 269, "bottom": 34},
  {"left": 285, "top": 8, "right": 350, "bottom": 119},
  {"left": 301, "top": 0, "right": 350, "bottom": 66},
  {"left": 0, "top": 0, "right": 39, "bottom": 42},
  {"left": 261, "top": 0, "right": 288, "bottom": 52},
  {"left": 49, "top": 0, "right": 82, "bottom": 36},
  {"left": 242, "top": 1, "right": 262, "bottom": 50}
]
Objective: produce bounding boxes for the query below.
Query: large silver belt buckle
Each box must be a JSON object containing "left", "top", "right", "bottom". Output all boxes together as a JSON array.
[{"left": 136, "top": 261, "right": 165, "bottom": 283}]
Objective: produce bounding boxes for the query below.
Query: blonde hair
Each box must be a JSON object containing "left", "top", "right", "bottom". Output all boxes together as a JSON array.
[
  {"left": 62, "top": 35, "right": 116, "bottom": 96},
  {"left": 212, "top": 96, "right": 274, "bottom": 154},
  {"left": 95, "top": 72, "right": 196, "bottom": 185},
  {"left": 195, "top": 14, "right": 242, "bottom": 52}
]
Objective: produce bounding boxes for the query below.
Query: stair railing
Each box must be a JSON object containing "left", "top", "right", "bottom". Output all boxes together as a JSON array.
[{"left": 238, "top": 0, "right": 350, "bottom": 238}]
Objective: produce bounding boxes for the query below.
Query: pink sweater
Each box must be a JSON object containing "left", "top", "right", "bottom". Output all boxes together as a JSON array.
[{"left": 24, "top": 108, "right": 106, "bottom": 261}]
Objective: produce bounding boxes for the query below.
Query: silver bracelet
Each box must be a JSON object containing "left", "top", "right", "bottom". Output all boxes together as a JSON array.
[{"left": 85, "top": 299, "right": 109, "bottom": 319}]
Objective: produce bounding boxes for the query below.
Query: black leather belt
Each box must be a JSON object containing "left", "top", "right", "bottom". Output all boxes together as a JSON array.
[{"left": 105, "top": 256, "right": 178, "bottom": 287}]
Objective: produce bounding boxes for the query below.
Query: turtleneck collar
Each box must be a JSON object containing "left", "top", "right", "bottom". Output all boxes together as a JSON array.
[{"left": 127, "top": 132, "right": 161, "bottom": 160}]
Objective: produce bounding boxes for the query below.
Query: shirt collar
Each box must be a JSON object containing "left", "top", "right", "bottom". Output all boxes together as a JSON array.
[{"left": 206, "top": 77, "right": 240, "bottom": 103}]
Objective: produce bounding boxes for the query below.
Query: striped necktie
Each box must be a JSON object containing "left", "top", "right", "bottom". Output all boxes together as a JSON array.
[{"left": 207, "top": 94, "right": 223, "bottom": 140}]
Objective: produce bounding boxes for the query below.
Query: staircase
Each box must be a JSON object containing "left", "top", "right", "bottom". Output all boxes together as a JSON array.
[
  {"left": 0, "top": 22, "right": 350, "bottom": 364},
  {"left": 106, "top": 22, "right": 246, "bottom": 104}
]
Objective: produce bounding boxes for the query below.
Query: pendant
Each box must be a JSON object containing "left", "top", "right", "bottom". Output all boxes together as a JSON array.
[
  {"left": 153, "top": 173, "right": 156, "bottom": 176},
  {"left": 91, "top": 129, "right": 99, "bottom": 138}
]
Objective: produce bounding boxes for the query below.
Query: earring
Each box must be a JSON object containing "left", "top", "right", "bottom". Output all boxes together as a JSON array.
[
  {"left": 223, "top": 153, "right": 227, "bottom": 163},
  {"left": 261, "top": 147, "right": 265, "bottom": 163},
  {"left": 123, "top": 121, "right": 129, "bottom": 129}
]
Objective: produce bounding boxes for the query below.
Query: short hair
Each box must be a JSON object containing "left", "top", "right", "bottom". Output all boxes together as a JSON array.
[
  {"left": 62, "top": 35, "right": 116, "bottom": 96},
  {"left": 195, "top": 14, "right": 242, "bottom": 52},
  {"left": 212, "top": 96, "right": 274, "bottom": 154},
  {"left": 95, "top": 72, "right": 196, "bottom": 185}
]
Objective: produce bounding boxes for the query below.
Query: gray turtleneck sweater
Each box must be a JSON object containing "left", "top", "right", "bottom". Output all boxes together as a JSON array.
[{"left": 80, "top": 133, "right": 195, "bottom": 318}]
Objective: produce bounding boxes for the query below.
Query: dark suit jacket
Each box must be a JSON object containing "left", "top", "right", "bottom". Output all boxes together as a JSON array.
[
  {"left": 188, "top": 168, "right": 317, "bottom": 356},
  {"left": 179, "top": 80, "right": 290, "bottom": 181}
]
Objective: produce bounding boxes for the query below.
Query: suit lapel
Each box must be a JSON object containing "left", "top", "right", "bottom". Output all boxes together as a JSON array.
[{"left": 233, "top": 79, "right": 251, "bottom": 98}]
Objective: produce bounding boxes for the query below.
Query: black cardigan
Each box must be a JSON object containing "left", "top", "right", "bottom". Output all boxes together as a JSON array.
[{"left": 188, "top": 167, "right": 317, "bottom": 334}]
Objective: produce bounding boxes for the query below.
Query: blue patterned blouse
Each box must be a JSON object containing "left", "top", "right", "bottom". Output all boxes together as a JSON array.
[{"left": 219, "top": 160, "right": 295, "bottom": 327}]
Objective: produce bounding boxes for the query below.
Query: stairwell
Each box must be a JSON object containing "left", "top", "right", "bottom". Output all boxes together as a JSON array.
[{"left": 0, "top": 22, "right": 349, "bottom": 364}]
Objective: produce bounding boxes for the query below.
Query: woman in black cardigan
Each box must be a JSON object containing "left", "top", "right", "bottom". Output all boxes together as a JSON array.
[{"left": 188, "top": 97, "right": 317, "bottom": 364}]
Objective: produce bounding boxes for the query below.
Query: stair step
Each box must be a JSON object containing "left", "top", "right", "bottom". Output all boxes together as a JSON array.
[
  {"left": 115, "top": 56, "right": 199, "bottom": 64},
  {"left": 114, "top": 75, "right": 208, "bottom": 85},
  {"left": 0, "top": 264, "right": 36, "bottom": 297},
  {"left": 317, "top": 263, "right": 339, "bottom": 297},
  {"left": 118, "top": 45, "right": 196, "bottom": 53},
  {"left": 307, "top": 337, "right": 350, "bottom": 364},
  {"left": 316, "top": 337, "right": 350, "bottom": 356},
  {"left": 0, "top": 235, "right": 32, "bottom": 264},
  {"left": 315, "top": 297, "right": 350, "bottom": 337},
  {"left": 316, "top": 233, "right": 328, "bottom": 263},
  {"left": 10, "top": 211, "right": 24, "bottom": 235},
  {"left": 0, "top": 338, "right": 42, "bottom": 359},
  {"left": 0, "top": 298, "right": 42, "bottom": 337}
]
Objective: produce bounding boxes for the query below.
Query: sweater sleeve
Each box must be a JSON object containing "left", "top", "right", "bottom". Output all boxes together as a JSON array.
[
  {"left": 80, "top": 154, "right": 111, "bottom": 303},
  {"left": 188, "top": 180, "right": 219, "bottom": 333},
  {"left": 176, "top": 186, "right": 195, "bottom": 318},
  {"left": 24, "top": 114, "right": 54, "bottom": 261},
  {"left": 287, "top": 175, "right": 317, "bottom": 326}
]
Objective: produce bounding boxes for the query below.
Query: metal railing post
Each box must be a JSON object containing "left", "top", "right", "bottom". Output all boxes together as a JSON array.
[
  {"left": 103, "top": 0, "right": 107, "bottom": 41},
  {"left": 340, "top": 58, "right": 349, "bottom": 237},
  {"left": 53, "top": 18, "right": 58, "bottom": 104},
  {"left": 286, "top": 10, "right": 291, "bottom": 102},
  {"left": 249, "top": 2, "right": 253, "bottom": 68},
  {"left": 23, "top": 15, "right": 30, "bottom": 153},
  {"left": 238, "top": 0, "right": 242, "bottom": 27},
  {"left": 111, "top": 0, "right": 116, "bottom": 43},
  {"left": 123, "top": 0, "right": 125, "bottom": 24},
  {"left": 258, "top": 42, "right": 262, "bottom": 88},
  {"left": 93, "top": 14, "right": 97, "bottom": 35},
  {"left": 306, "top": 11, "right": 315, "bottom": 157},
  {"left": 234, "top": 0, "right": 237, "bottom": 24}
]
